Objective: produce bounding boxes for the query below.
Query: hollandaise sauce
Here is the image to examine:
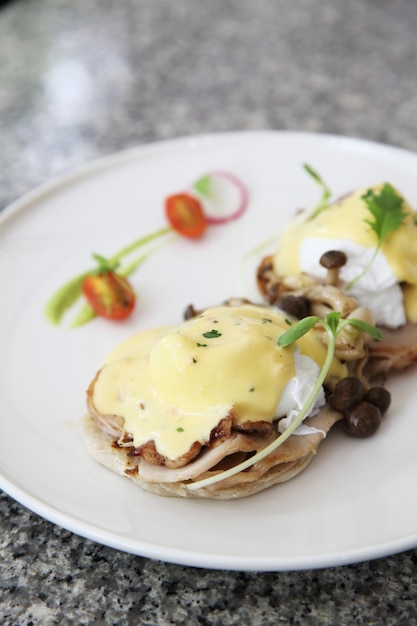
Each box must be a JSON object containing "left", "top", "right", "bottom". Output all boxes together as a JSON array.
[{"left": 91, "top": 305, "right": 346, "bottom": 460}]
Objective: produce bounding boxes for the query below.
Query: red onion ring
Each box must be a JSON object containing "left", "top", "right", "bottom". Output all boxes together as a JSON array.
[{"left": 193, "top": 170, "right": 249, "bottom": 225}]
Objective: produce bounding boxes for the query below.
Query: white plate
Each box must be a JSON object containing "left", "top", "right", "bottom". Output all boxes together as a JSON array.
[{"left": 1, "top": 131, "right": 417, "bottom": 572}]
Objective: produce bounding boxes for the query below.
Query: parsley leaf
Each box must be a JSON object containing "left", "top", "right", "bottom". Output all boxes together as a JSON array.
[
  {"left": 346, "top": 183, "right": 407, "bottom": 290},
  {"left": 363, "top": 183, "right": 407, "bottom": 241}
]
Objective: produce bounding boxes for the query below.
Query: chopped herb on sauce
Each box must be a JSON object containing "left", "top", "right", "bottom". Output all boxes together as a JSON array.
[
  {"left": 202, "top": 329, "right": 222, "bottom": 339},
  {"left": 176, "top": 427, "right": 184, "bottom": 433},
  {"left": 196, "top": 342, "right": 207, "bottom": 347}
]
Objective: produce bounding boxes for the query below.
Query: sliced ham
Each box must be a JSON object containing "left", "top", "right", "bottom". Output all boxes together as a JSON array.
[
  {"left": 138, "top": 432, "right": 267, "bottom": 483},
  {"left": 80, "top": 404, "right": 342, "bottom": 499},
  {"left": 366, "top": 322, "right": 417, "bottom": 376}
]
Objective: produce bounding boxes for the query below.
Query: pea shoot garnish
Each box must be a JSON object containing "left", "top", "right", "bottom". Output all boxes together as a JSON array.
[
  {"left": 187, "top": 311, "right": 381, "bottom": 492},
  {"left": 303, "top": 163, "right": 332, "bottom": 219},
  {"left": 346, "top": 183, "right": 407, "bottom": 290}
]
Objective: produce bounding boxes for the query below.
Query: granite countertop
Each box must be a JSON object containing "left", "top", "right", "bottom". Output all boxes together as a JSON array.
[{"left": 2, "top": 0, "right": 417, "bottom": 623}]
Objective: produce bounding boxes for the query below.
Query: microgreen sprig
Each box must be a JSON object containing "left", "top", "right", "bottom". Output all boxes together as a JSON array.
[
  {"left": 346, "top": 183, "right": 407, "bottom": 290},
  {"left": 239, "top": 163, "right": 332, "bottom": 280},
  {"left": 187, "top": 311, "right": 381, "bottom": 492},
  {"left": 303, "top": 163, "right": 332, "bottom": 220}
]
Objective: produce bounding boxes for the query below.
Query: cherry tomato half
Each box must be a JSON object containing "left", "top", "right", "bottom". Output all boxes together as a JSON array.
[
  {"left": 82, "top": 271, "right": 136, "bottom": 321},
  {"left": 165, "top": 193, "right": 207, "bottom": 239}
]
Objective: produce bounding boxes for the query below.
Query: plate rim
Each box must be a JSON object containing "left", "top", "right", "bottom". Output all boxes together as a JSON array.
[
  {"left": 1, "top": 129, "right": 417, "bottom": 571},
  {"left": 2, "top": 128, "right": 415, "bottom": 225}
]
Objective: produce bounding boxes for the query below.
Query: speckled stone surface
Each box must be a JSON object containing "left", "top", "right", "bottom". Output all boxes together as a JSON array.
[{"left": 2, "top": 0, "right": 417, "bottom": 623}]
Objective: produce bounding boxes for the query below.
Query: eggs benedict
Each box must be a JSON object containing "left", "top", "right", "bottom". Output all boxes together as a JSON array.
[
  {"left": 257, "top": 182, "right": 417, "bottom": 376},
  {"left": 82, "top": 302, "right": 378, "bottom": 499}
]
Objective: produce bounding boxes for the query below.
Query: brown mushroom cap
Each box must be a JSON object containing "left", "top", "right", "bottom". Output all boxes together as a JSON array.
[{"left": 319, "top": 250, "right": 347, "bottom": 270}]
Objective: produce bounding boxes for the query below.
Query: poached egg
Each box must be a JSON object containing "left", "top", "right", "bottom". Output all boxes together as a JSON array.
[
  {"left": 273, "top": 185, "right": 417, "bottom": 328},
  {"left": 91, "top": 304, "right": 347, "bottom": 461}
]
